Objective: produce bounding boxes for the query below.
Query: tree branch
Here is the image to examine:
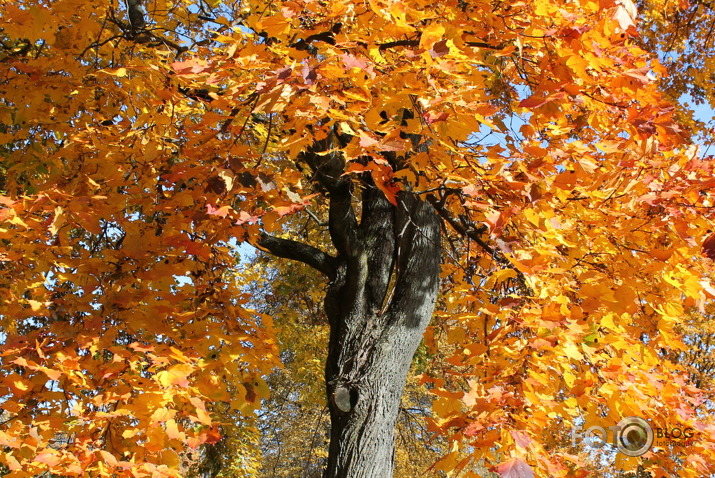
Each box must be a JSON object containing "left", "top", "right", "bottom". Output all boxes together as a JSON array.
[
  {"left": 378, "top": 39, "right": 420, "bottom": 51},
  {"left": 378, "top": 38, "right": 505, "bottom": 51},
  {"left": 426, "top": 194, "right": 494, "bottom": 255},
  {"left": 257, "top": 233, "right": 337, "bottom": 279},
  {"left": 298, "top": 130, "right": 359, "bottom": 258},
  {"left": 426, "top": 194, "right": 532, "bottom": 293}
]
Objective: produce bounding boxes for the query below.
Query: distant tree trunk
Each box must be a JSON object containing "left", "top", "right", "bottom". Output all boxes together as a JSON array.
[{"left": 259, "top": 138, "right": 441, "bottom": 477}]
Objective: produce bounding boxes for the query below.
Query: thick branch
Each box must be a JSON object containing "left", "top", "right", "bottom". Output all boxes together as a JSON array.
[
  {"left": 257, "top": 233, "right": 337, "bottom": 279},
  {"left": 385, "top": 193, "right": 441, "bottom": 324},
  {"left": 299, "top": 134, "right": 359, "bottom": 258},
  {"left": 126, "top": 0, "right": 146, "bottom": 33},
  {"left": 360, "top": 181, "right": 396, "bottom": 310},
  {"left": 327, "top": 179, "right": 360, "bottom": 258}
]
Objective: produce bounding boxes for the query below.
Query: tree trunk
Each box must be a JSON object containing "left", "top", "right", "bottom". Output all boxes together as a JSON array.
[
  {"left": 322, "top": 191, "right": 441, "bottom": 478},
  {"left": 259, "top": 142, "right": 441, "bottom": 477}
]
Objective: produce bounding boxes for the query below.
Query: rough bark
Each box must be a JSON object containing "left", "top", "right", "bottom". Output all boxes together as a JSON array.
[
  {"left": 260, "top": 195, "right": 440, "bottom": 476},
  {"left": 322, "top": 191, "right": 441, "bottom": 477},
  {"left": 258, "top": 135, "right": 441, "bottom": 477}
]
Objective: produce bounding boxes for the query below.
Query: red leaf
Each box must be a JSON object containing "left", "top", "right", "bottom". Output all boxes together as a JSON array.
[
  {"left": 423, "top": 111, "right": 449, "bottom": 124},
  {"left": 511, "top": 430, "right": 532, "bottom": 449},
  {"left": 276, "top": 67, "right": 292, "bottom": 81},
  {"left": 492, "top": 458, "right": 535, "bottom": 478},
  {"left": 632, "top": 118, "right": 656, "bottom": 136},
  {"left": 703, "top": 232, "right": 715, "bottom": 260}
]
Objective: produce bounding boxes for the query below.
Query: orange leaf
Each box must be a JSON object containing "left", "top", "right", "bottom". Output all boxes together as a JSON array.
[
  {"left": 171, "top": 59, "right": 210, "bottom": 75},
  {"left": 99, "top": 450, "right": 118, "bottom": 467},
  {"left": 34, "top": 451, "right": 61, "bottom": 467},
  {"left": 518, "top": 91, "right": 566, "bottom": 109}
]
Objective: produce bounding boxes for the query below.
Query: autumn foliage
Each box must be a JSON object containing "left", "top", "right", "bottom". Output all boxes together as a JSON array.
[{"left": 1, "top": 0, "right": 715, "bottom": 476}]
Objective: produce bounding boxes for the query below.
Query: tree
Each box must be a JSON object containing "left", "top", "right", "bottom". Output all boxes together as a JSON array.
[
  {"left": 241, "top": 253, "right": 447, "bottom": 477},
  {"left": 1, "top": 0, "right": 715, "bottom": 477}
]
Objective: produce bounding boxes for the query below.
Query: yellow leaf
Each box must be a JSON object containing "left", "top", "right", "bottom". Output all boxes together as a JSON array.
[
  {"left": 49, "top": 206, "right": 67, "bottom": 235},
  {"left": 157, "top": 364, "right": 195, "bottom": 388},
  {"left": 105, "top": 67, "right": 127, "bottom": 77},
  {"left": 165, "top": 419, "right": 182, "bottom": 440},
  {"left": 419, "top": 23, "right": 445, "bottom": 50},
  {"left": 562, "top": 342, "right": 584, "bottom": 361},
  {"left": 258, "top": 15, "right": 291, "bottom": 37}
]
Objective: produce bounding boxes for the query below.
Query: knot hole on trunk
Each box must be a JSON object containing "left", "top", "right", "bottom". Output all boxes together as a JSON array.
[{"left": 332, "top": 384, "right": 357, "bottom": 413}]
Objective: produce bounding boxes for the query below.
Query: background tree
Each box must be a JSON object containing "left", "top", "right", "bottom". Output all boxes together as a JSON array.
[
  {"left": 638, "top": 0, "right": 715, "bottom": 144},
  {"left": 1, "top": 0, "right": 715, "bottom": 477}
]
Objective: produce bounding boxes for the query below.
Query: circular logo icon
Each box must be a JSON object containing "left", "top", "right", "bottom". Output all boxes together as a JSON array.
[{"left": 617, "top": 416, "right": 654, "bottom": 457}]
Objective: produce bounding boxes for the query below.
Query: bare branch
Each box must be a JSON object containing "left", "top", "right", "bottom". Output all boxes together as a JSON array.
[
  {"left": 426, "top": 194, "right": 532, "bottom": 293},
  {"left": 257, "top": 233, "right": 337, "bottom": 280}
]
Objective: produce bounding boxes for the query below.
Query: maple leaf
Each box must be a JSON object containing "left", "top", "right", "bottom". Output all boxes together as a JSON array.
[
  {"left": 276, "top": 67, "right": 292, "bottom": 81},
  {"left": 206, "top": 204, "right": 231, "bottom": 218},
  {"left": 492, "top": 458, "right": 535, "bottom": 478},
  {"left": 34, "top": 451, "right": 61, "bottom": 467},
  {"left": 273, "top": 203, "right": 306, "bottom": 217},
  {"left": 157, "top": 364, "right": 195, "bottom": 388},
  {"left": 341, "top": 54, "right": 369, "bottom": 70},
  {"left": 302, "top": 64, "right": 318, "bottom": 85},
  {"left": 236, "top": 211, "right": 260, "bottom": 225},
  {"left": 171, "top": 59, "right": 210, "bottom": 75},
  {"left": 518, "top": 91, "right": 566, "bottom": 109},
  {"left": 359, "top": 132, "right": 380, "bottom": 148},
  {"left": 623, "top": 66, "right": 653, "bottom": 86},
  {"left": 612, "top": 0, "right": 638, "bottom": 31}
]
